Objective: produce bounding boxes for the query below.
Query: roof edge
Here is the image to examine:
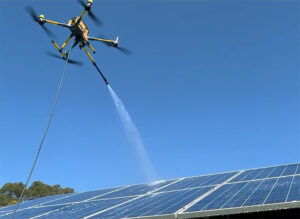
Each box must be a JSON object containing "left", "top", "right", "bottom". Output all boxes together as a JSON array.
[{"left": 177, "top": 201, "right": 300, "bottom": 219}]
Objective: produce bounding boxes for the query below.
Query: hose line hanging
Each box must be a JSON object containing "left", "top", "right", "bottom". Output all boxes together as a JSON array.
[{"left": 11, "top": 40, "right": 76, "bottom": 219}]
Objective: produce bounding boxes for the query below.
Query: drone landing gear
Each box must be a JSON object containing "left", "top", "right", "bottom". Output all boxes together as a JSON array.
[
  {"left": 51, "top": 40, "right": 65, "bottom": 58},
  {"left": 52, "top": 35, "right": 73, "bottom": 59}
]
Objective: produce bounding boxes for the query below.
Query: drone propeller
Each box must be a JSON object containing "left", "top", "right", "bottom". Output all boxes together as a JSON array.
[
  {"left": 26, "top": 6, "right": 56, "bottom": 38},
  {"left": 96, "top": 35, "right": 132, "bottom": 55},
  {"left": 114, "top": 46, "right": 132, "bottom": 55},
  {"left": 77, "top": 0, "right": 102, "bottom": 26},
  {"left": 46, "top": 51, "right": 84, "bottom": 66}
]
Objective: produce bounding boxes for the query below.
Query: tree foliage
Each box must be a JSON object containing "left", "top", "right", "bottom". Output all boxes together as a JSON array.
[{"left": 0, "top": 181, "right": 74, "bottom": 207}]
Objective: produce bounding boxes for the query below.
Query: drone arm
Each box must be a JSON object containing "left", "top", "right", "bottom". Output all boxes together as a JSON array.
[
  {"left": 44, "top": 19, "right": 70, "bottom": 28},
  {"left": 87, "top": 36, "right": 118, "bottom": 47},
  {"left": 79, "top": 9, "right": 87, "bottom": 21},
  {"left": 77, "top": 0, "right": 93, "bottom": 24}
]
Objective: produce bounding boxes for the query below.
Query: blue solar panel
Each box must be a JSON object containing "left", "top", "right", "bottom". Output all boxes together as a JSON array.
[
  {"left": 0, "top": 194, "right": 71, "bottom": 212},
  {"left": 91, "top": 187, "right": 213, "bottom": 219},
  {"left": 268, "top": 166, "right": 286, "bottom": 178},
  {"left": 186, "top": 175, "right": 300, "bottom": 213},
  {"left": 0, "top": 205, "right": 68, "bottom": 219},
  {"left": 296, "top": 165, "right": 300, "bottom": 174},
  {"left": 157, "top": 172, "right": 238, "bottom": 192},
  {"left": 253, "top": 166, "right": 276, "bottom": 179},
  {"left": 222, "top": 180, "right": 262, "bottom": 208},
  {"left": 282, "top": 164, "right": 298, "bottom": 176},
  {"left": 231, "top": 168, "right": 262, "bottom": 182},
  {"left": 39, "top": 188, "right": 118, "bottom": 206},
  {"left": 0, "top": 211, "right": 12, "bottom": 217},
  {"left": 185, "top": 183, "right": 238, "bottom": 212},
  {"left": 243, "top": 178, "right": 277, "bottom": 206},
  {"left": 231, "top": 164, "right": 298, "bottom": 182},
  {"left": 286, "top": 175, "right": 300, "bottom": 202},
  {"left": 1, "top": 163, "right": 299, "bottom": 219},
  {"left": 264, "top": 176, "right": 293, "bottom": 204},
  {"left": 38, "top": 197, "right": 131, "bottom": 219},
  {"left": 99, "top": 180, "right": 175, "bottom": 199},
  {"left": 201, "top": 183, "right": 247, "bottom": 210}
]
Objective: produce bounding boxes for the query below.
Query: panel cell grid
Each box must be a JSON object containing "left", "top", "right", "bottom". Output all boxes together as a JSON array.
[
  {"left": 0, "top": 205, "right": 69, "bottom": 219},
  {"left": 264, "top": 176, "right": 293, "bottom": 204},
  {"left": 287, "top": 175, "right": 300, "bottom": 202},
  {"left": 1, "top": 163, "right": 299, "bottom": 219},
  {"left": 0, "top": 194, "right": 71, "bottom": 212},
  {"left": 37, "top": 197, "right": 131, "bottom": 219},
  {"left": 99, "top": 180, "right": 175, "bottom": 199},
  {"left": 230, "top": 164, "right": 298, "bottom": 183},
  {"left": 40, "top": 188, "right": 118, "bottom": 206},
  {"left": 186, "top": 175, "right": 300, "bottom": 214},
  {"left": 158, "top": 172, "right": 237, "bottom": 192},
  {"left": 222, "top": 180, "right": 262, "bottom": 209},
  {"left": 282, "top": 164, "right": 298, "bottom": 176},
  {"left": 91, "top": 187, "right": 213, "bottom": 219}
]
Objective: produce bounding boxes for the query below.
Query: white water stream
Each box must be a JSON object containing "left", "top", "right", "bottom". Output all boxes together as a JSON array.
[{"left": 107, "top": 85, "right": 159, "bottom": 182}]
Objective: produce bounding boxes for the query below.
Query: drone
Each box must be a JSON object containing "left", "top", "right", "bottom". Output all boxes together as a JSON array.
[{"left": 26, "top": 0, "right": 129, "bottom": 85}]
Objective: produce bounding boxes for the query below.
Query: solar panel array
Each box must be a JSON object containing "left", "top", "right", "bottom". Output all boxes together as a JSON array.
[{"left": 0, "top": 163, "right": 299, "bottom": 219}]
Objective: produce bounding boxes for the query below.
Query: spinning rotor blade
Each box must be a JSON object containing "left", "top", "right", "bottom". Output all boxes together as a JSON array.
[
  {"left": 26, "top": 6, "right": 39, "bottom": 23},
  {"left": 96, "top": 35, "right": 132, "bottom": 55},
  {"left": 115, "top": 46, "right": 132, "bottom": 55},
  {"left": 77, "top": 0, "right": 86, "bottom": 8},
  {"left": 77, "top": 0, "right": 102, "bottom": 26},
  {"left": 88, "top": 11, "right": 102, "bottom": 26},
  {"left": 46, "top": 52, "right": 83, "bottom": 66},
  {"left": 41, "top": 25, "right": 55, "bottom": 37},
  {"left": 25, "top": 6, "right": 56, "bottom": 38}
]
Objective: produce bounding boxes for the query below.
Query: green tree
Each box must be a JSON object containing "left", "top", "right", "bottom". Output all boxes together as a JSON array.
[
  {"left": 0, "top": 181, "right": 74, "bottom": 207},
  {"left": 0, "top": 182, "right": 25, "bottom": 199}
]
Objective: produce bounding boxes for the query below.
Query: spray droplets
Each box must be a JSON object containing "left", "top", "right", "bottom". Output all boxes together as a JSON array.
[{"left": 107, "top": 85, "right": 159, "bottom": 182}]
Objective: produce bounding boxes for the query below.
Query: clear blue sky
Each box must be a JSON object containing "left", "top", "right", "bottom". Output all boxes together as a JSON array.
[{"left": 1, "top": 0, "right": 299, "bottom": 192}]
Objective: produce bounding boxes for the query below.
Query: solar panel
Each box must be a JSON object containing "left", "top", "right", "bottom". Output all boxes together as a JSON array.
[
  {"left": 221, "top": 180, "right": 262, "bottom": 208},
  {"left": 264, "top": 176, "right": 293, "bottom": 204},
  {"left": 0, "top": 205, "right": 69, "bottom": 219},
  {"left": 39, "top": 187, "right": 119, "bottom": 206},
  {"left": 98, "top": 180, "right": 175, "bottom": 199},
  {"left": 286, "top": 175, "right": 300, "bottom": 202},
  {"left": 231, "top": 164, "right": 299, "bottom": 182},
  {"left": 184, "top": 164, "right": 300, "bottom": 218},
  {"left": 157, "top": 172, "right": 238, "bottom": 192},
  {"left": 90, "top": 187, "right": 213, "bottom": 219},
  {"left": 0, "top": 193, "right": 71, "bottom": 212},
  {"left": 37, "top": 197, "right": 132, "bottom": 219},
  {"left": 0, "top": 163, "right": 299, "bottom": 219}
]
